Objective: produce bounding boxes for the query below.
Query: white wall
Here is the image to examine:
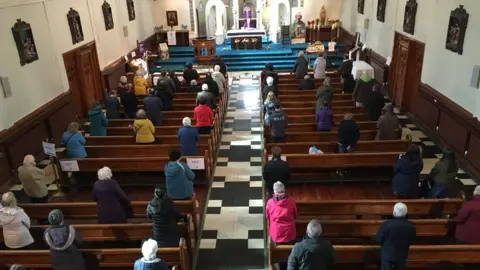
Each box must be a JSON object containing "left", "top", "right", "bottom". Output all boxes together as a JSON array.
[
  {"left": 153, "top": 0, "right": 194, "bottom": 36},
  {"left": 0, "top": 0, "right": 154, "bottom": 130},
  {"left": 340, "top": 0, "right": 480, "bottom": 116},
  {"left": 292, "top": 0, "right": 343, "bottom": 24}
]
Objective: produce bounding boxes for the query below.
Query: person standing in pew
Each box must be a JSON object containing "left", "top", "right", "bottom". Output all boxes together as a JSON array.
[
  {"left": 147, "top": 187, "right": 182, "bottom": 247},
  {"left": 316, "top": 100, "right": 334, "bottom": 131},
  {"left": 455, "top": 185, "right": 480, "bottom": 244},
  {"left": 376, "top": 104, "right": 401, "bottom": 140},
  {"left": 116, "top": 76, "right": 130, "bottom": 95},
  {"left": 376, "top": 203, "right": 416, "bottom": 270},
  {"left": 292, "top": 51, "right": 308, "bottom": 79},
  {"left": 134, "top": 70, "right": 149, "bottom": 96},
  {"left": 392, "top": 144, "right": 423, "bottom": 199},
  {"left": 197, "top": 84, "right": 216, "bottom": 110},
  {"left": 426, "top": 149, "right": 460, "bottom": 199},
  {"left": 263, "top": 76, "right": 277, "bottom": 99},
  {"left": 144, "top": 89, "right": 164, "bottom": 126},
  {"left": 213, "top": 55, "right": 228, "bottom": 77},
  {"left": 194, "top": 96, "right": 214, "bottom": 135},
  {"left": 44, "top": 209, "right": 87, "bottom": 270},
  {"left": 337, "top": 113, "right": 360, "bottom": 153},
  {"left": 287, "top": 219, "right": 335, "bottom": 270},
  {"left": 165, "top": 150, "right": 195, "bottom": 200},
  {"left": 212, "top": 65, "right": 227, "bottom": 94},
  {"left": 342, "top": 73, "right": 356, "bottom": 94},
  {"left": 155, "top": 81, "right": 174, "bottom": 111},
  {"left": 134, "top": 109, "right": 155, "bottom": 144},
  {"left": 353, "top": 71, "right": 376, "bottom": 107},
  {"left": 316, "top": 77, "right": 333, "bottom": 110},
  {"left": 18, "top": 155, "right": 49, "bottom": 203},
  {"left": 134, "top": 239, "right": 169, "bottom": 270},
  {"left": 120, "top": 85, "right": 138, "bottom": 119},
  {"left": 178, "top": 117, "right": 199, "bottom": 156},
  {"left": 183, "top": 63, "right": 199, "bottom": 87},
  {"left": 338, "top": 53, "right": 353, "bottom": 79},
  {"left": 204, "top": 72, "right": 220, "bottom": 97},
  {"left": 263, "top": 147, "right": 291, "bottom": 196},
  {"left": 169, "top": 71, "right": 182, "bottom": 93},
  {"left": 93, "top": 167, "right": 132, "bottom": 224},
  {"left": 313, "top": 54, "right": 326, "bottom": 79},
  {"left": 298, "top": 75, "right": 316, "bottom": 90},
  {"left": 263, "top": 91, "right": 276, "bottom": 125},
  {"left": 0, "top": 192, "right": 34, "bottom": 249},
  {"left": 62, "top": 122, "right": 87, "bottom": 158},
  {"left": 88, "top": 101, "right": 108, "bottom": 136},
  {"left": 188, "top": 80, "right": 202, "bottom": 93},
  {"left": 363, "top": 84, "right": 386, "bottom": 121},
  {"left": 261, "top": 63, "right": 273, "bottom": 89},
  {"left": 270, "top": 101, "right": 288, "bottom": 143},
  {"left": 104, "top": 90, "right": 121, "bottom": 119},
  {"left": 157, "top": 70, "right": 175, "bottom": 95}
]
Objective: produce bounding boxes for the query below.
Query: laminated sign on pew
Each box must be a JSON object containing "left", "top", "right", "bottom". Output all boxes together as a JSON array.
[
  {"left": 186, "top": 157, "right": 205, "bottom": 170},
  {"left": 59, "top": 160, "right": 79, "bottom": 172},
  {"left": 42, "top": 142, "right": 56, "bottom": 157}
]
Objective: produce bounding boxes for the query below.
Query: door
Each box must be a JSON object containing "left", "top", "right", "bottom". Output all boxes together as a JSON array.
[{"left": 392, "top": 42, "right": 409, "bottom": 107}]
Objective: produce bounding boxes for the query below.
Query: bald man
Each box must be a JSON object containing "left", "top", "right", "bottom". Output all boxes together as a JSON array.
[{"left": 18, "top": 155, "right": 49, "bottom": 203}]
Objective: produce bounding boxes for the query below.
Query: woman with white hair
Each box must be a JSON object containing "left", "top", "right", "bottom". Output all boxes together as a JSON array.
[
  {"left": 0, "top": 192, "right": 34, "bottom": 249},
  {"left": 188, "top": 79, "right": 202, "bottom": 93},
  {"left": 18, "top": 155, "right": 49, "bottom": 203},
  {"left": 133, "top": 239, "right": 169, "bottom": 270},
  {"left": 292, "top": 50, "right": 308, "bottom": 79},
  {"left": 455, "top": 185, "right": 480, "bottom": 244},
  {"left": 196, "top": 83, "right": 215, "bottom": 110},
  {"left": 134, "top": 69, "right": 148, "bottom": 95},
  {"left": 262, "top": 76, "right": 277, "bottom": 99},
  {"left": 313, "top": 54, "right": 326, "bottom": 79},
  {"left": 211, "top": 65, "right": 226, "bottom": 94},
  {"left": 177, "top": 117, "right": 200, "bottom": 156},
  {"left": 92, "top": 166, "right": 131, "bottom": 224}
]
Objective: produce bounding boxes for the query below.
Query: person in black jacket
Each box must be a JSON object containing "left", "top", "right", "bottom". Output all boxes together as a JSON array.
[
  {"left": 298, "top": 75, "right": 316, "bottom": 90},
  {"left": 376, "top": 203, "right": 416, "bottom": 270},
  {"left": 183, "top": 63, "right": 199, "bottom": 86},
  {"left": 263, "top": 147, "right": 291, "bottom": 196},
  {"left": 120, "top": 86, "right": 138, "bottom": 119},
  {"left": 337, "top": 113, "right": 360, "bottom": 153},
  {"left": 261, "top": 63, "right": 273, "bottom": 89},
  {"left": 156, "top": 81, "right": 174, "bottom": 111},
  {"left": 287, "top": 219, "right": 335, "bottom": 270},
  {"left": 203, "top": 73, "right": 220, "bottom": 97},
  {"left": 364, "top": 84, "right": 385, "bottom": 121},
  {"left": 146, "top": 187, "right": 182, "bottom": 247},
  {"left": 338, "top": 54, "right": 353, "bottom": 79},
  {"left": 104, "top": 90, "right": 120, "bottom": 119},
  {"left": 169, "top": 70, "right": 181, "bottom": 93},
  {"left": 213, "top": 55, "right": 227, "bottom": 77},
  {"left": 342, "top": 73, "right": 356, "bottom": 94}
]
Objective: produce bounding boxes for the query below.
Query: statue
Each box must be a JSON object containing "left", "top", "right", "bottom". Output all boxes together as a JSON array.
[
  {"left": 291, "top": 12, "right": 306, "bottom": 38},
  {"left": 320, "top": 6, "right": 327, "bottom": 25}
]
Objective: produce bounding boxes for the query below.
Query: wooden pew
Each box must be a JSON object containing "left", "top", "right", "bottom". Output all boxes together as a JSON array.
[
  {"left": 283, "top": 106, "right": 364, "bottom": 115},
  {"left": 263, "top": 122, "right": 377, "bottom": 133},
  {"left": 277, "top": 89, "right": 343, "bottom": 95},
  {"left": 276, "top": 82, "right": 343, "bottom": 88},
  {"left": 84, "top": 144, "right": 210, "bottom": 158},
  {"left": 107, "top": 125, "right": 183, "bottom": 136},
  {"left": 85, "top": 135, "right": 211, "bottom": 146},
  {"left": 280, "top": 100, "right": 356, "bottom": 107},
  {"left": 0, "top": 238, "right": 189, "bottom": 269},
  {"left": 276, "top": 93, "right": 352, "bottom": 101},
  {"left": 264, "top": 130, "right": 377, "bottom": 143},
  {"left": 285, "top": 114, "right": 366, "bottom": 124},
  {"left": 265, "top": 140, "right": 408, "bottom": 154}
]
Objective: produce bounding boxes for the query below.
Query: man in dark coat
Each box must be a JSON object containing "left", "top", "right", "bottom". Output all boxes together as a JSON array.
[
  {"left": 203, "top": 73, "right": 220, "bottom": 97},
  {"left": 120, "top": 87, "right": 138, "bottom": 119},
  {"left": 104, "top": 90, "right": 121, "bottom": 119},
  {"left": 342, "top": 74, "right": 356, "bottom": 94},
  {"left": 337, "top": 113, "right": 360, "bottom": 153},
  {"left": 364, "top": 84, "right": 386, "bottom": 121},
  {"left": 353, "top": 72, "right": 376, "bottom": 107},
  {"left": 157, "top": 70, "right": 176, "bottom": 94},
  {"left": 287, "top": 219, "right": 335, "bottom": 270},
  {"left": 144, "top": 89, "right": 163, "bottom": 126},
  {"left": 197, "top": 84, "right": 216, "bottom": 110},
  {"left": 156, "top": 81, "right": 173, "bottom": 111},
  {"left": 263, "top": 147, "right": 291, "bottom": 196},
  {"left": 261, "top": 63, "right": 274, "bottom": 89},
  {"left": 316, "top": 77, "right": 334, "bottom": 110},
  {"left": 213, "top": 55, "right": 227, "bottom": 77},
  {"left": 146, "top": 187, "right": 182, "bottom": 247},
  {"left": 376, "top": 203, "right": 417, "bottom": 270},
  {"left": 270, "top": 101, "right": 288, "bottom": 143},
  {"left": 169, "top": 71, "right": 181, "bottom": 93},
  {"left": 183, "top": 63, "right": 199, "bottom": 86},
  {"left": 338, "top": 54, "right": 353, "bottom": 79},
  {"left": 298, "top": 75, "right": 316, "bottom": 90}
]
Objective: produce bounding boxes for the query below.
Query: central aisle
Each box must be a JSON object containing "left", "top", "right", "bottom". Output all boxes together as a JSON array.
[{"left": 196, "top": 73, "right": 266, "bottom": 270}]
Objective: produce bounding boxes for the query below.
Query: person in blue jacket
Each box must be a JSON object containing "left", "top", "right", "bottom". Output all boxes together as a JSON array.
[
  {"left": 177, "top": 117, "right": 199, "bottom": 156},
  {"left": 164, "top": 150, "right": 195, "bottom": 200},
  {"left": 62, "top": 122, "right": 87, "bottom": 158},
  {"left": 88, "top": 101, "right": 108, "bottom": 136},
  {"left": 391, "top": 144, "right": 423, "bottom": 199}
]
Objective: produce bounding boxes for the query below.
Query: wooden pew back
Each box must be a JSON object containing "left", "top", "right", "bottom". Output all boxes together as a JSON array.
[{"left": 265, "top": 140, "right": 408, "bottom": 154}]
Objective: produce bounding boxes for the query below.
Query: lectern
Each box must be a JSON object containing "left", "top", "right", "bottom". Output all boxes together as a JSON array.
[{"left": 193, "top": 38, "right": 215, "bottom": 64}]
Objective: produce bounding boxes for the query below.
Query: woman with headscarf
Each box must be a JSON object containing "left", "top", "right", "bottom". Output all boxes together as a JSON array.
[
  {"left": 87, "top": 101, "right": 108, "bottom": 136},
  {"left": 133, "top": 239, "right": 169, "bottom": 270},
  {"left": 292, "top": 51, "right": 308, "bottom": 79},
  {"left": 0, "top": 192, "right": 34, "bottom": 249},
  {"left": 147, "top": 187, "right": 182, "bottom": 247},
  {"left": 44, "top": 209, "right": 87, "bottom": 270},
  {"left": 165, "top": 150, "right": 195, "bottom": 200}
]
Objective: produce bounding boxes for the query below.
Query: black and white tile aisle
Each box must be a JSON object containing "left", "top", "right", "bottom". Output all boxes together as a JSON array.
[{"left": 196, "top": 73, "right": 266, "bottom": 270}]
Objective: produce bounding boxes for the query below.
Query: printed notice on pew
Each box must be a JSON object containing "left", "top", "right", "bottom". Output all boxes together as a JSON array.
[
  {"left": 187, "top": 158, "right": 205, "bottom": 170},
  {"left": 42, "top": 142, "right": 56, "bottom": 157},
  {"left": 59, "top": 160, "right": 79, "bottom": 172}
]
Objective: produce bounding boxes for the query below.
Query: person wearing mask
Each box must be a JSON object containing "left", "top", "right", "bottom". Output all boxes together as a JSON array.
[
  {"left": 263, "top": 76, "right": 277, "bottom": 99},
  {"left": 313, "top": 54, "right": 326, "bottom": 79},
  {"left": 364, "top": 84, "right": 385, "bottom": 121},
  {"left": 266, "top": 182, "right": 297, "bottom": 270},
  {"left": 316, "top": 100, "right": 334, "bottom": 131},
  {"left": 287, "top": 219, "right": 335, "bottom": 270},
  {"left": 392, "top": 144, "right": 423, "bottom": 199},
  {"left": 194, "top": 97, "right": 214, "bottom": 135},
  {"left": 263, "top": 147, "right": 291, "bottom": 196},
  {"left": 376, "top": 203, "right": 416, "bottom": 270},
  {"left": 203, "top": 73, "right": 220, "bottom": 97},
  {"left": 169, "top": 70, "right": 181, "bottom": 93},
  {"left": 196, "top": 83, "right": 216, "bottom": 110},
  {"left": 120, "top": 85, "right": 138, "bottom": 119},
  {"left": 62, "top": 122, "right": 87, "bottom": 158},
  {"left": 104, "top": 90, "right": 121, "bottom": 119},
  {"left": 0, "top": 192, "right": 34, "bottom": 249},
  {"left": 156, "top": 81, "right": 174, "bottom": 111},
  {"left": 427, "top": 150, "right": 460, "bottom": 199},
  {"left": 342, "top": 73, "right": 356, "bottom": 94},
  {"left": 455, "top": 185, "right": 480, "bottom": 244},
  {"left": 353, "top": 71, "right": 376, "bottom": 107},
  {"left": 270, "top": 101, "right": 288, "bottom": 143},
  {"left": 156, "top": 70, "right": 175, "bottom": 95},
  {"left": 44, "top": 209, "right": 87, "bottom": 270},
  {"left": 376, "top": 104, "right": 401, "bottom": 140},
  {"left": 116, "top": 76, "right": 130, "bottom": 95},
  {"left": 88, "top": 101, "right": 108, "bottom": 136},
  {"left": 298, "top": 75, "right": 316, "bottom": 90},
  {"left": 183, "top": 63, "right": 199, "bottom": 86},
  {"left": 263, "top": 91, "right": 276, "bottom": 125},
  {"left": 260, "top": 63, "right": 273, "bottom": 89},
  {"left": 178, "top": 117, "right": 200, "bottom": 156},
  {"left": 133, "top": 70, "right": 148, "bottom": 95},
  {"left": 213, "top": 55, "right": 227, "bottom": 77},
  {"left": 316, "top": 77, "right": 334, "bottom": 110},
  {"left": 93, "top": 167, "right": 131, "bottom": 224},
  {"left": 144, "top": 89, "right": 163, "bottom": 126},
  {"left": 212, "top": 65, "right": 227, "bottom": 94},
  {"left": 165, "top": 150, "right": 195, "bottom": 200},
  {"left": 292, "top": 51, "right": 308, "bottom": 79},
  {"left": 188, "top": 80, "right": 202, "bottom": 93},
  {"left": 338, "top": 53, "right": 353, "bottom": 79},
  {"left": 18, "top": 155, "right": 49, "bottom": 203},
  {"left": 337, "top": 113, "right": 360, "bottom": 153},
  {"left": 147, "top": 187, "right": 182, "bottom": 247},
  {"left": 133, "top": 239, "right": 169, "bottom": 270},
  {"left": 134, "top": 109, "right": 155, "bottom": 144}
]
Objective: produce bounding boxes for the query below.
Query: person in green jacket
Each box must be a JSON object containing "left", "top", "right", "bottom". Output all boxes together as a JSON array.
[
  {"left": 428, "top": 149, "right": 461, "bottom": 198},
  {"left": 88, "top": 101, "right": 108, "bottom": 136},
  {"left": 315, "top": 77, "right": 333, "bottom": 110}
]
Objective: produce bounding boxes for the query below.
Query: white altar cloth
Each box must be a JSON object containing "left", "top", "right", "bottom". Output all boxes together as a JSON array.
[
  {"left": 226, "top": 29, "right": 266, "bottom": 38},
  {"left": 352, "top": 61, "right": 374, "bottom": 80}
]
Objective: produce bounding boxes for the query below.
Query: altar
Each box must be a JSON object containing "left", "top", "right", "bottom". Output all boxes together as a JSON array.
[{"left": 226, "top": 29, "right": 265, "bottom": 50}]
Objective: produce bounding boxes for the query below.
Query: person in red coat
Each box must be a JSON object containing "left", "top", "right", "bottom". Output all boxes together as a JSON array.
[
  {"left": 455, "top": 185, "right": 480, "bottom": 244},
  {"left": 194, "top": 97, "right": 213, "bottom": 134}
]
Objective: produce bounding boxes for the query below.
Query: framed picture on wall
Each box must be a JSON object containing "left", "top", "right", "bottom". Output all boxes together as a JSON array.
[
  {"left": 102, "top": 1, "right": 114, "bottom": 31},
  {"left": 126, "top": 0, "right": 135, "bottom": 21},
  {"left": 358, "top": 0, "right": 365, "bottom": 15},
  {"left": 11, "top": 19, "right": 39, "bottom": 66},
  {"left": 403, "top": 0, "right": 417, "bottom": 35},
  {"left": 377, "top": 0, "right": 387, "bottom": 22},
  {"left": 67, "top": 8, "right": 84, "bottom": 45},
  {"left": 445, "top": 5, "right": 469, "bottom": 55},
  {"left": 167, "top": 11, "right": 179, "bottom": 27}
]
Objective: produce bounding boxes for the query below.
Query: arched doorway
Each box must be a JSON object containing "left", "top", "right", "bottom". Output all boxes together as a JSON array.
[
  {"left": 269, "top": 0, "right": 290, "bottom": 42},
  {"left": 205, "top": 0, "right": 227, "bottom": 44}
]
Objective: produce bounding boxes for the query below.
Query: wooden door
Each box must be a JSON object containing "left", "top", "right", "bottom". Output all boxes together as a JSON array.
[{"left": 392, "top": 42, "right": 409, "bottom": 107}]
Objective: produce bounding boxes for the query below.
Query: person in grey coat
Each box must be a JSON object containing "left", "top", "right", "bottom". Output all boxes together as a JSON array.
[
  {"left": 196, "top": 84, "right": 216, "bottom": 110},
  {"left": 292, "top": 51, "right": 308, "bottom": 79},
  {"left": 104, "top": 90, "right": 121, "bottom": 119},
  {"left": 376, "top": 104, "right": 401, "bottom": 140},
  {"left": 316, "top": 77, "right": 334, "bottom": 110},
  {"left": 143, "top": 89, "right": 163, "bottom": 126}
]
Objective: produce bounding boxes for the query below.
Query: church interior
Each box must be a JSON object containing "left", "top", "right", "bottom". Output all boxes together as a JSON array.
[{"left": 0, "top": 0, "right": 480, "bottom": 269}]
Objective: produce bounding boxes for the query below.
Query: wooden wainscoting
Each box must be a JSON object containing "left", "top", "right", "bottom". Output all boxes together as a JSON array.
[{"left": 339, "top": 26, "right": 356, "bottom": 53}]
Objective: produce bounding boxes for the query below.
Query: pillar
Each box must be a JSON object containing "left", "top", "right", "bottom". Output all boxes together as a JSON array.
[
  {"left": 214, "top": 5, "right": 225, "bottom": 44},
  {"left": 256, "top": 0, "right": 263, "bottom": 29},
  {"left": 232, "top": 0, "right": 239, "bottom": 29},
  {"left": 269, "top": 2, "right": 279, "bottom": 42}
]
